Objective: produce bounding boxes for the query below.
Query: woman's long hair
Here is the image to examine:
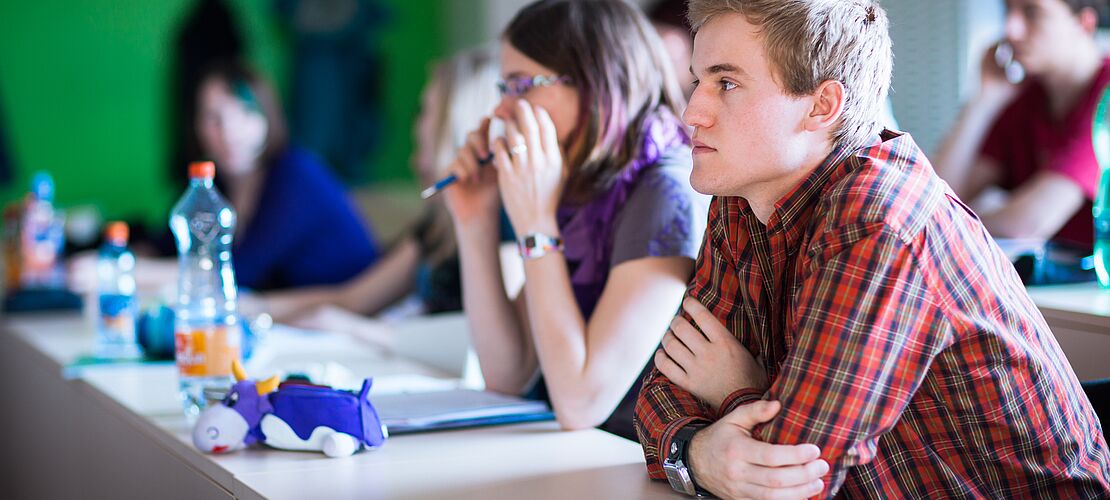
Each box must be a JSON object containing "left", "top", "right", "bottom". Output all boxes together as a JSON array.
[{"left": 504, "top": 0, "right": 687, "bottom": 203}]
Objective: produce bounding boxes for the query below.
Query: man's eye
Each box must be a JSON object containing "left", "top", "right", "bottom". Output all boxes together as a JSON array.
[
  {"left": 719, "top": 80, "right": 737, "bottom": 91},
  {"left": 691, "top": 79, "right": 700, "bottom": 89}
]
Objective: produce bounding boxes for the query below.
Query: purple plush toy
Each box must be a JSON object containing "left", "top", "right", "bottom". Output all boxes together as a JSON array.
[{"left": 193, "top": 360, "right": 388, "bottom": 457}]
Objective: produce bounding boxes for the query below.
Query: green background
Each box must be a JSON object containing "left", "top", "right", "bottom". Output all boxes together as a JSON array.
[{"left": 0, "top": 0, "right": 450, "bottom": 228}]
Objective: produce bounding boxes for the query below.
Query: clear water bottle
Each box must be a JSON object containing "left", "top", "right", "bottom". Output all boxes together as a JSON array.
[
  {"left": 169, "top": 161, "right": 241, "bottom": 417},
  {"left": 1092, "top": 85, "right": 1110, "bottom": 288},
  {"left": 96, "top": 222, "right": 141, "bottom": 360}
]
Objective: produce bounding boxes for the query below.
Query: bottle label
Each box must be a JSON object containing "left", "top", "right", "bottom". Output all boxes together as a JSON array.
[
  {"left": 174, "top": 326, "right": 241, "bottom": 377},
  {"left": 188, "top": 212, "right": 219, "bottom": 244},
  {"left": 98, "top": 294, "right": 136, "bottom": 339}
]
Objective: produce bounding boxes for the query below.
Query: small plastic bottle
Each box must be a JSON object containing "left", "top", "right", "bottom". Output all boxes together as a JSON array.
[
  {"left": 95, "top": 222, "right": 142, "bottom": 360},
  {"left": 20, "top": 171, "right": 65, "bottom": 289},
  {"left": 1092, "top": 85, "right": 1110, "bottom": 288},
  {"left": 169, "top": 161, "right": 241, "bottom": 416}
]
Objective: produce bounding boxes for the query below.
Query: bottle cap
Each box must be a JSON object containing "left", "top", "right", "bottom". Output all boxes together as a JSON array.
[
  {"left": 30, "top": 171, "right": 55, "bottom": 201},
  {"left": 188, "top": 161, "right": 216, "bottom": 180},
  {"left": 105, "top": 221, "right": 129, "bottom": 245}
]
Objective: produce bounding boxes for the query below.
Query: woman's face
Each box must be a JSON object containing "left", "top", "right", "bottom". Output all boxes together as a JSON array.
[
  {"left": 196, "top": 77, "right": 269, "bottom": 176},
  {"left": 495, "top": 41, "right": 580, "bottom": 147}
]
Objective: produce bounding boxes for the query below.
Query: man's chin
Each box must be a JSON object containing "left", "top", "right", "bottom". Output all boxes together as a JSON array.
[{"left": 689, "top": 169, "right": 723, "bottom": 197}]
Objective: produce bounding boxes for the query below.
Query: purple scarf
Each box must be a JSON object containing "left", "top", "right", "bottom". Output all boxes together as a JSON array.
[{"left": 555, "top": 112, "right": 689, "bottom": 317}]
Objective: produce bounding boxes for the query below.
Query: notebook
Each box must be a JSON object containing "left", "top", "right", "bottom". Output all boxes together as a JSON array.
[{"left": 373, "top": 389, "right": 554, "bottom": 435}]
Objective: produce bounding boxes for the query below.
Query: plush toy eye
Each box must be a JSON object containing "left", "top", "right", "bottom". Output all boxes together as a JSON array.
[
  {"left": 207, "top": 426, "right": 219, "bottom": 439},
  {"left": 225, "top": 391, "right": 239, "bottom": 407}
]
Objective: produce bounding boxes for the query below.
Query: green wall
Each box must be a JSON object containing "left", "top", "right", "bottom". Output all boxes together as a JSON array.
[{"left": 0, "top": 0, "right": 448, "bottom": 228}]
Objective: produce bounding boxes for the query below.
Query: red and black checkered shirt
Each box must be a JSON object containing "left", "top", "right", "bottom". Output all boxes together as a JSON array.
[{"left": 635, "top": 130, "right": 1110, "bottom": 498}]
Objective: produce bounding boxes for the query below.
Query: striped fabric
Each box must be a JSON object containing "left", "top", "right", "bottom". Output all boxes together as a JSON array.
[{"left": 634, "top": 130, "right": 1110, "bottom": 498}]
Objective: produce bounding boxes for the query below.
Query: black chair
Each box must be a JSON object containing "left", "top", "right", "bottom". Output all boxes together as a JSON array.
[{"left": 1082, "top": 379, "right": 1110, "bottom": 436}]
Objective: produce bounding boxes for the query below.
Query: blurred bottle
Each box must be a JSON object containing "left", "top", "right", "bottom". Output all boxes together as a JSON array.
[
  {"left": 169, "top": 161, "right": 240, "bottom": 416},
  {"left": 96, "top": 222, "right": 141, "bottom": 359},
  {"left": 1093, "top": 86, "right": 1110, "bottom": 288},
  {"left": 19, "top": 171, "right": 65, "bottom": 289}
]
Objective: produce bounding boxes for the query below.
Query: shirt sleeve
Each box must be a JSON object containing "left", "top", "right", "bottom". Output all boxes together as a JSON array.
[
  {"left": 611, "top": 166, "right": 708, "bottom": 268},
  {"left": 634, "top": 197, "right": 728, "bottom": 480},
  {"left": 749, "top": 223, "right": 951, "bottom": 497}
]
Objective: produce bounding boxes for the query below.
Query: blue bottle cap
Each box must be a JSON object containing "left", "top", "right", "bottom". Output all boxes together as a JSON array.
[{"left": 30, "top": 171, "right": 55, "bottom": 202}]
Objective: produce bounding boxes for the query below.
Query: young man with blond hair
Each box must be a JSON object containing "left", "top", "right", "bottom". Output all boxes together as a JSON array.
[{"left": 635, "top": 1, "right": 1110, "bottom": 498}]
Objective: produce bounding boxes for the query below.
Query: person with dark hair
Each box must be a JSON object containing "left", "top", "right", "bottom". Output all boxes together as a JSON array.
[
  {"left": 444, "top": 0, "right": 709, "bottom": 441},
  {"left": 192, "top": 60, "right": 380, "bottom": 290},
  {"left": 935, "top": 0, "right": 1110, "bottom": 249}
]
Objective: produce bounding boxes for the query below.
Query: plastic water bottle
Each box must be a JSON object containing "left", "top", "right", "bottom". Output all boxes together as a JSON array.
[
  {"left": 20, "top": 171, "right": 65, "bottom": 289},
  {"left": 95, "top": 222, "right": 141, "bottom": 360},
  {"left": 1092, "top": 85, "right": 1110, "bottom": 288},
  {"left": 169, "top": 161, "right": 241, "bottom": 417}
]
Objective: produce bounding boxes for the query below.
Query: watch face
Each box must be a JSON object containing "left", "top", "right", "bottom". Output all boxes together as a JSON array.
[{"left": 664, "top": 464, "right": 696, "bottom": 496}]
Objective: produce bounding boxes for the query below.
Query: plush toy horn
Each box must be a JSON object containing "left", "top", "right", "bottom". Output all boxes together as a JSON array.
[
  {"left": 256, "top": 375, "right": 279, "bottom": 396},
  {"left": 232, "top": 359, "right": 248, "bottom": 382}
]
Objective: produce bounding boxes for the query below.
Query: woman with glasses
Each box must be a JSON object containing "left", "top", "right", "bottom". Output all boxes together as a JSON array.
[{"left": 444, "top": 0, "right": 708, "bottom": 441}]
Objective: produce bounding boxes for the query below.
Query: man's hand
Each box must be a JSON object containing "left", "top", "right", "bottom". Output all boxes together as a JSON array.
[
  {"left": 656, "top": 297, "right": 767, "bottom": 411},
  {"left": 689, "top": 401, "right": 828, "bottom": 500}
]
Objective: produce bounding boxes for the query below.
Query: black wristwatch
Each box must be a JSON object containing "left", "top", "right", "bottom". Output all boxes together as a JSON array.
[{"left": 663, "top": 423, "right": 712, "bottom": 497}]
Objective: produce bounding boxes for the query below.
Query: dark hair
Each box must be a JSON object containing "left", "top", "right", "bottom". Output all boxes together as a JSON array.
[
  {"left": 191, "top": 59, "right": 288, "bottom": 172},
  {"left": 1064, "top": 0, "right": 1110, "bottom": 25},
  {"left": 648, "top": 0, "right": 691, "bottom": 30},
  {"left": 504, "top": 0, "right": 687, "bottom": 201}
]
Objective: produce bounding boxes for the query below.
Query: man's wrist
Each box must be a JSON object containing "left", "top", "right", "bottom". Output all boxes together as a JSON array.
[
  {"left": 687, "top": 428, "right": 710, "bottom": 494},
  {"left": 665, "top": 422, "right": 712, "bottom": 497}
]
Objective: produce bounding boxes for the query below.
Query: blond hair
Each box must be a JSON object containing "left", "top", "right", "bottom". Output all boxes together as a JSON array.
[
  {"left": 688, "top": 0, "right": 892, "bottom": 149},
  {"left": 427, "top": 47, "right": 501, "bottom": 177}
]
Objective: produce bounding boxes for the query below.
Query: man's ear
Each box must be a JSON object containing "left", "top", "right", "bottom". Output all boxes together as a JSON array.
[
  {"left": 803, "top": 80, "right": 845, "bottom": 133},
  {"left": 1079, "top": 7, "right": 1099, "bottom": 36}
]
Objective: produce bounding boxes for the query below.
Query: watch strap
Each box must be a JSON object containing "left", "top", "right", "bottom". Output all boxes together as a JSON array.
[
  {"left": 518, "top": 232, "right": 564, "bottom": 259},
  {"left": 665, "top": 423, "right": 711, "bottom": 497}
]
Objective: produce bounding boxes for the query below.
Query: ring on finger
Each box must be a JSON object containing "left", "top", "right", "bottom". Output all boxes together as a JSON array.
[{"left": 510, "top": 144, "right": 528, "bottom": 156}]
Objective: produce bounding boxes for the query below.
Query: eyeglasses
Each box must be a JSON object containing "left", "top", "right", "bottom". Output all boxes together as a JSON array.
[{"left": 496, "top": 75, "right": 571, "bottom": 98}]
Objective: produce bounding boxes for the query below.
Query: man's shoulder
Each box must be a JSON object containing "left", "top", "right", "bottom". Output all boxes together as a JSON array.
[{"left": 816, "top": 131, "right": 945, "bottom": 242}]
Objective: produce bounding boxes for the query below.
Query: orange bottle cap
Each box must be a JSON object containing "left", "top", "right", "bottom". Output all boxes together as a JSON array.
[
  {"left": 105, "top": 221, "right": 129, "bottom": 245},
  {"left": 188, "top": 161, "right": 216, "bottom": 180}
]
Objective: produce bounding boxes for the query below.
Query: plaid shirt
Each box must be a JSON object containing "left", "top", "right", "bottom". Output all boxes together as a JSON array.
[{"left": 635, "top": 130, "right": 1110, "bottom": 498}]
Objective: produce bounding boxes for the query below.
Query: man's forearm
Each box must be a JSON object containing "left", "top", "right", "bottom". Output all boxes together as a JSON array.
[
  {"left": 635, "top": 367, "right": 715, "bottom": 478},
  {"left": 932, "top": 96, "right": 1010, "bottom": 198}
]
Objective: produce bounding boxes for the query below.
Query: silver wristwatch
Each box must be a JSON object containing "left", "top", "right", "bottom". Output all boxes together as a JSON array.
[{"left": 663, "top": 423, "right": 711, "bottom": 497}]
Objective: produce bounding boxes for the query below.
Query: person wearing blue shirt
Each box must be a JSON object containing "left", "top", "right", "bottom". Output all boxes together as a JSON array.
[{"left": 193, "top": 60, "right": 380, "bottom": 290}]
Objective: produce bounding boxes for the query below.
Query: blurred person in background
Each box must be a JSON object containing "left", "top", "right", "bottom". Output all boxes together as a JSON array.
[
  {"left": 195, "top": 60, "right": 381, "bottom": 290},
  {"left": 934, "top": 0, "right": 1109, "bottom": 249},
  {"left": 259, "top": 47, "right": 502, "bottom": 330},
  {"left": 70, "top": 60, "right": 381, "bottom": 295}
]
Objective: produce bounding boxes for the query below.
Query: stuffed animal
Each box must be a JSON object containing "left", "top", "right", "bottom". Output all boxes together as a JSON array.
[{"left": 192, "top": 360, "right": 387, "bottom": 457}]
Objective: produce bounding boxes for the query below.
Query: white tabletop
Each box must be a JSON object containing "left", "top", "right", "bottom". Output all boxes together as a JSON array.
[{"left": 1, "top": 312, "right": 675, "bottom": 499}]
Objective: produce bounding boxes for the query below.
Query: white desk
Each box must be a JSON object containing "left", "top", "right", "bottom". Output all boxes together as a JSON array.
[
  {"left": 0, "top": 313, "right": 677, "bottom": 499},
  {"left": 1027, "top": 283, "right": 1110, "bottom": 380}
]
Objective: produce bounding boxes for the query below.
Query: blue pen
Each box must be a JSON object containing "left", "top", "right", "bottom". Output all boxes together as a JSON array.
[{"left": 420, "top": 153, "right": 495, "bottom": 199}]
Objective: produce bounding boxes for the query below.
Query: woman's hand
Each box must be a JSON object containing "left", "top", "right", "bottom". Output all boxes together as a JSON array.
[
  {"left": 655, "top": 297, "right": 768, "bottom": 412},
  {"left": 493, "top": 100, "right": 566, "bottom": 236},
  {"left": 444, "top": 117, "right": 501, "bottom": 226}
]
